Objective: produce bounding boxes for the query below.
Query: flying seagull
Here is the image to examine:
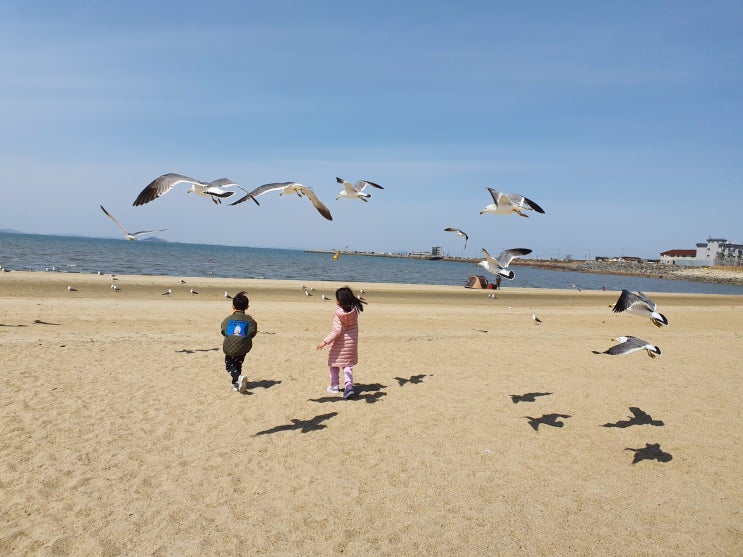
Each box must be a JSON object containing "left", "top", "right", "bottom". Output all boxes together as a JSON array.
[
  {"left": 480, "top": 188, "right": 545, "bottom": 217},
  {"left": 444, "top": 227, "right": 469, "bottom": 249},
  {"left": 335, "top": 177, "right": 383, "bottom": 202},
  {"left": 477, "top": 247, "right": 532, "bottom": 279},
  {"left": 230, "top": 182, "right": 332, "bottom": 221},
  {"left": 593, "top": 336, "right": 661, "bottom": 358},
  {"left": 612, "top": 290, "right": 669, "bottom": 327},
  {"left": 100, "top": 205, "right": 166, "bottom": 241},
  {"left": 133, "top": 174, "right": 251, "bottom": 206}
]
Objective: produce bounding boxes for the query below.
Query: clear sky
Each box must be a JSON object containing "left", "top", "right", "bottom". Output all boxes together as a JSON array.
[{"left": 1, "top": 1, "right": 741, "bottom": 260}]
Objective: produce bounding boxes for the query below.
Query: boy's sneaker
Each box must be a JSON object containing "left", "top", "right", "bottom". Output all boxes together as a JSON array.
[
  {"left": 231, "top": 382, "right": 238, "bottom": 391},
  {"left": 238, "top": 375, "right": 248, "bottom": 394},
  {"left": 326, "top": 385, "right": 339, "bottom": 394},
  {"left": 343, "top": 385, "right": 355, "bottom": 399}
]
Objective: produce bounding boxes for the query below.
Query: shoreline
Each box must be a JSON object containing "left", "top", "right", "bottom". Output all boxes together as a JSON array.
[{"left": 305, "top": 250, "right": 743, "bottom": 287}]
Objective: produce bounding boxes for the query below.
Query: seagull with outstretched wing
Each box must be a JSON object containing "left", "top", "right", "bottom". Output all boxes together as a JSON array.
[
  {"left": 133, "top": 173, "right": 250, "bottom": 206},
  {"left": 480, "top": 187, "right": 545, "bottom": 217},
  {"left": 594, "top": 336, "right": 661, "bottom": 358},
  {"left": 477, "top": 247, "right": 532, "bottom": 279},
  {"left": 612, "top": 290, "right": 669, "bottom": 327},
  {"left": 231, "top": 182, "right": 332, "bottom": 220},
  {"left": 100, "top": 205, "right": 166, "bottom": 240},
  {"left": 335, "top": 177, "right": 383, "bottom": 202},
  {"left": 444, "top": 227, "right": 469, "bottom": 249}
]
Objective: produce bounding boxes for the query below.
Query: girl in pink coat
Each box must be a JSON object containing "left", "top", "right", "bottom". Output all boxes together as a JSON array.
[{"left": 316, "top": 286, "right": 366, "bottom": 399}]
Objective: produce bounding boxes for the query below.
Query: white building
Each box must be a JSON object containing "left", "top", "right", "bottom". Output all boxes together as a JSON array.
[{"left": 662, "top": 238, "right": 743, "bottom": 267}]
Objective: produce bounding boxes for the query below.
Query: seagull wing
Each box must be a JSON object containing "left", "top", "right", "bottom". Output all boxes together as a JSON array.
[
  {"left": 336, "top": 177, "right": 359, "bottom": 195},
  {"left": 504, "top": 192, "right": 545, "bottom": 214},
  {"left": 230, "top": 182, "right": 292, "bottom": 206},
  {"left": 613, "top": 290, "right": 648, "bottom": 314},
  {"left": 133, "top": 173, "right": 205, "bottom": 206},
  {"left": 209, "top": 178, "right": 241, "bottom": 188},
  {"left": 356, "top": 180, "right": 384, "bottom": 191},
  {"left": 604, "top": 336, "right": 648, "bottom": 355},
  {"left": 481, "top": 248, "right": 502, "bottom": 269},
  {"left": 297, "top": 185, "right": 333, "bottom": 221},
  {"left": 100, "top": 205, "right": 130, "bottom": 236},
  {"left": 487, "top": 188, "right": 509, "bottom": 206},
  {"left": 635, "top": 291, "right": 658, "bottom": 311},
  {"left": 496, "top": 248, "right": 532, "bottom": 267},
  {"left": 130, "top": 228, "right": 167, "bottom": 237}
]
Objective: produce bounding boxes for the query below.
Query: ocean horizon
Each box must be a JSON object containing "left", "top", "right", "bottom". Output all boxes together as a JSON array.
[{"left": 1, "top": 232, "right": 741, "bottom": 295}]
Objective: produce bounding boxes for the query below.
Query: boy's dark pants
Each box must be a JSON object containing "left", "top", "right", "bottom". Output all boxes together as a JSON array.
[{"left": 225, "top": 354, "right": 246, "bottom": 385}]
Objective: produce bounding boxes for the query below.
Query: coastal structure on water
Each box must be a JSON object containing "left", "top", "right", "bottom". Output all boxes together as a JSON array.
[{"left": 660, "top": 238, "right": 743, "bottom": 267}]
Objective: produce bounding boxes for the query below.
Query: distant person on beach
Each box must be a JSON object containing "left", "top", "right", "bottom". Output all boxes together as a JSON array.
[
  {"left": 495, "top": 276, "right": 502, "bottom": 289},
  {"left": 220, "top": 291, "right": 258, "bottom": 393},
  {"left": 316, "top": 286, "right": 366, "bottom": 399}
]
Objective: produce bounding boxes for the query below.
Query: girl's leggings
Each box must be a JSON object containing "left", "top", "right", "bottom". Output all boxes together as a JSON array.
[{"left": 329, "top": 366, "right": 353, "bottom": 388}]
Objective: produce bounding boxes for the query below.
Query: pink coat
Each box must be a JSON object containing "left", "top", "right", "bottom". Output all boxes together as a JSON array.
[{"left": 324, "top": 306, "right": 359, "bottom": 367}]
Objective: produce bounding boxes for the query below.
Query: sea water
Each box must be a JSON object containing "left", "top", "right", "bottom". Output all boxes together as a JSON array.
[{"left": 1, "top": 233, "right": 741, "bottom": 295}]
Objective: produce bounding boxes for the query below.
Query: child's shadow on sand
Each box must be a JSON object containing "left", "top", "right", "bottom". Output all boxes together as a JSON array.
[
  {"left": 308, "top": 383, "right": 388, "bottom": 404},
  {"left": 175, "top": 347, "right": 220, "bottom": 354}
]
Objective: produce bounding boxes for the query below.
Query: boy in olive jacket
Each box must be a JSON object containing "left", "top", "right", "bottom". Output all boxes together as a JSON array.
[{"left": 220, "top": 291, "right": 258, "bottom": 393}]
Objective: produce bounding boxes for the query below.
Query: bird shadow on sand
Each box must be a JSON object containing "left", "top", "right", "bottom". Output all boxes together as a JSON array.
[
  {"left": 625, "top": 443, "right": 673, "bottom": 464},
  {"left": 33, "top": 320, "right": 61, "bottom": 326},
  {"left": 0, "top": 323, "right": 28, "bottom": 327},
  {"left": 255, "top": 412, "right": 338, "bottom": 436},
  {"left": 511, "top": 392, "right": 552, "bottom": 404},
  {"left": 175, "top": 347, "right": 220, "bottom": 354},
  {"left": 308, "top": 383, "right": 388, "bottom": 404},
  {"left": 525, "top": 413, "right": 571, "bottom": 431},
  {"left": 603, "top": 407, "right": 665, "bottom": 428},
  {"left": 395, "top": 374, "right": 430, "bottom": 387}
]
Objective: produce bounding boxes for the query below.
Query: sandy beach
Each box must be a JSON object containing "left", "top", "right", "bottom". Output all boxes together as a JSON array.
[{"left": 1, "top": 271, "right": 741, "bottom": 556}]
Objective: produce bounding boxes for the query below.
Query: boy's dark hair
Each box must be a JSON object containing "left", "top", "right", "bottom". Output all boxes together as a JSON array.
[
  {"left": 232, "top": 291, "right": 249, "bottom": 311},
  {"left": 336, "top": 286, "right": 365, "bottom": 313}
]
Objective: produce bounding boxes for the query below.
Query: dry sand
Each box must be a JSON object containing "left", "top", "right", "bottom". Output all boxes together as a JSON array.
[{"left": 1, "top": 271, "right": 741, "bottom": 556}]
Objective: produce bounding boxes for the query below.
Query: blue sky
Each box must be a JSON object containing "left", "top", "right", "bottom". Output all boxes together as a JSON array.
[{"left": 1, "top": 1, "right": 741, "bottom": 260}]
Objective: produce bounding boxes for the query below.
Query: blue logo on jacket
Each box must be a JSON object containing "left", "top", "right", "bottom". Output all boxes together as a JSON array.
[{"left": 226, "top": 320, "right": 250, "bottom": 337}]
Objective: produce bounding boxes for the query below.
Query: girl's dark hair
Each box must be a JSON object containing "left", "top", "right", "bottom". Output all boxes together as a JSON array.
[{"left": 335, "top": 286, "right": 365, "bottom": 313}]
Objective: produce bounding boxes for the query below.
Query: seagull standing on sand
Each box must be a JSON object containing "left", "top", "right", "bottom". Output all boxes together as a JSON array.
[
  {"left": 162, "top": 289, "right": 172, "bottom": 296},
  {"left": 532, "top": 313, "right": 542, "bottom": 325},
  {"left": 594, "top": 336, "right": 661, "bottom": 358},
  {"left": 67, "top": 286, "right": 78, "bottom": 292},
  {"left": 224, "top": 291, "right": 232, "bottom": 299},
  {"left": 111, "top": 284, "right": 121, "bottom": 292},
  {"left": 477, "top": 248, "right": 532, "bottom": 279},
  {"left": 480, "top": 188, "right": 545, "bottom": 217},
  {"left": 230, "top": 182, "right": 332, "bottom": 221},
  {"left": 612, "top": 290, "right": 669, "bottom": 327},
  {"left": 335, "top": 177, "right": 384, "bottom": 202},
  {"left": 190, "top": 289, "right": 199, "bottom": 295},
  {"left": 444, "top": 227, "right": 469, "bottom": 250},
  {"left": 132, "top": 174, "right": 251, "bottom": 206},
  {"left": 100, "top": 205, "right": 166, "bottom": 240}
]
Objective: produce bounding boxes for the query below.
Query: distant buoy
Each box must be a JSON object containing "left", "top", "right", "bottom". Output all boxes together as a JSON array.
[{"left": 333, "top": 252, "right": 340, "bottom": 260}]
